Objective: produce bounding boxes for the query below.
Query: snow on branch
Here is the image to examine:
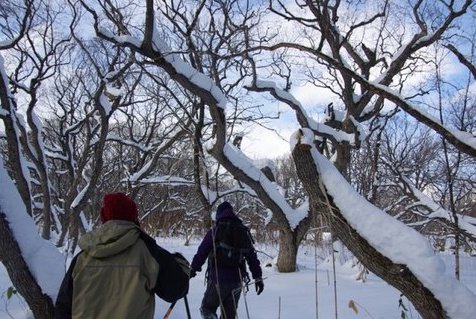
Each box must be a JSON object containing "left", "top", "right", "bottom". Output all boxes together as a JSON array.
[
  {"left": 399, "top": 176, "right": 476, "bottom": 242},
  {"left": 82, "top": 0, "right": 227, "bottom": 110},
  {"left": 126, "top": 127, "right": 187, "bottom": 183},
  {"left": 132, "top": 175, "right": 194, "bottom": 186},
  {"left": 247, "top": 79, "right": 355, "bottom": 145},
  {"left": 106, "top": 134, "right": 155, "bottom": 152},
  {"left": 0, "top": 54, "right": 13, "bottom": 100},
  {"left": 98, "top": 92, "right": 112, "bottom": 116},
  {"left": 222, "top": 143, "right": 307, "bottom": 229},
  {"left": 350, "top": 69, "right": 476, "bottom": 157},
  {"left": 71, "top": 182, "right": 90, "bottom": 209}
]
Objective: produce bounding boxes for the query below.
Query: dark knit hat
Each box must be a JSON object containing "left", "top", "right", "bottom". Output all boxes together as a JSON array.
[
  {"left": 100, "top": 192, "right": 139, "bottom": 225},
  {"left": 216, "top": 201, "right": 234, "bottom": 220}
]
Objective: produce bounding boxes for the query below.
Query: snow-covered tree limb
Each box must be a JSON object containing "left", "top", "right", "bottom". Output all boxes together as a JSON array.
[
  {"left": 255, "top": 0, "right": 476, "bottom": 158},
  {"left": 291, "top": 128, "right": 476, "bottom": 319},
  {"left": 0, "top": 161, "right": 63, "bottom": 319},
  {"left": 0, "top": 54, "right": 33, "bottom": 214}
]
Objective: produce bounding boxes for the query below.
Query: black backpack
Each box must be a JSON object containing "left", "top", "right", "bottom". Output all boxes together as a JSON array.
[
  {"left": 212, "top": 219, "right": 254, "bottom": 268},
  {"left": 140, "top": 232, "right": 191, "bottom": 303}
]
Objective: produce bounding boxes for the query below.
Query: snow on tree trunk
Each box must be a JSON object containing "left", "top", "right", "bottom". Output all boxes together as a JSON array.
[
  {"left": 0, "top": 212, "right": 54, "bottom": 318},
  {"left": 0, "top": 163, "right": 64, "bottom": 318},
  {"left": 292, "top": 143, "right": 446, "bottom": 318},
  {"left": 0, "top": 55, "right": 32, "bottom": 216}
]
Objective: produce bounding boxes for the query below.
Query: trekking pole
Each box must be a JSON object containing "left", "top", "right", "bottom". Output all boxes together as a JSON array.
[
  {"left": 163, "top": 297, "right": 191, "bottom": 319},
  {"left": 318, "top": 176, "right": 338, "bottom": 319},
  {"left": 237, "top": 277, "right": 267, "bottom": 289},
  {"left": 242, "top": 287, "right": 250, "bottom": 319},
  {"left": 210, "top": 227, "right": 226, "bottom": 318},
  {"left": 163, "top": 301, "right": 177, "bottom": 319},
  {"left": 184, "top": 295, "right": 192, "bottom": 319},
  {"left": 237, "top": 270, "right": 246, "bottom": 319},
  {"left": 240, "top": 276, "right": 267, "bottom": 319}
]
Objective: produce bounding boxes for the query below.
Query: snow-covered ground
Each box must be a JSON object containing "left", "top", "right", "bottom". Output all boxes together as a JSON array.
[{"left": 1, "top": 237, "right": 475, "bottom": 319}]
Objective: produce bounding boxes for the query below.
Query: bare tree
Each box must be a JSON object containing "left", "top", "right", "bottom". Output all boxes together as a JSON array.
[
  {"left": 0, "top": 0, "right": 58, "bottom": 316},
  {"left": 0, "top": 1, "right": 35, "bottom": 216},
  {"left": 1, "top": 0, "right": 97, "bottom": 242}
]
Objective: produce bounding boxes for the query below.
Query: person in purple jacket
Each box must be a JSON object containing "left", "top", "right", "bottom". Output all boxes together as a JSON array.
[{"left": 191, "top": 201, "right": 264, "bottom": 319}]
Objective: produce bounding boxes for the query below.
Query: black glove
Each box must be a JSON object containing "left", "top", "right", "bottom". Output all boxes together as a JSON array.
[
  {"left": 190, "top": 269, "right": 197, "bottom": 278},
  {"left": 255, "top": 278, "right": 264, "bottom": 295}
]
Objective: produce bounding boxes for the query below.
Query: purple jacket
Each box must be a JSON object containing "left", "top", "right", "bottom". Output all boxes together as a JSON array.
[{"left": 191, "top": 205, "right": 262, "bottom": 284}]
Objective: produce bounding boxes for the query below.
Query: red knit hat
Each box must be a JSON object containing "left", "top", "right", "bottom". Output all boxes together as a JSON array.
[{"left": 100, "top": 192, "right": 139, "bottom": 225}]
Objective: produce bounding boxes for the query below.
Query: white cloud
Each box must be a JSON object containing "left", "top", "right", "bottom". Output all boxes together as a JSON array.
[
  {"left": 240, "top": 124, "right": 295, "bottom": 159},
  {"left": 291, "top": 83, "right": 337, "bottom": 114},
  {"left": 238, "top": 82, "right": 338, "bottom": 160}
]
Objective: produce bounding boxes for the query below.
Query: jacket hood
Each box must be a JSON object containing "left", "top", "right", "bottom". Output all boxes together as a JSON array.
[
  {"left": 78, "top": 220, "right": 140, "bottom": 258},
  {"left": 215, "top": 201, "right": 239, "bottom": 221}
]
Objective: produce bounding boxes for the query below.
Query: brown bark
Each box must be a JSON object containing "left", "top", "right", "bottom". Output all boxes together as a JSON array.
[
  {"left": 0, "top": 210, "right": 54, "bottom": 319},
  {"left": 292, "top": 142, "right": 447, "bottom": 319},
  {"left": 276, "top": 224, "right": 308, "bottom": 272}
]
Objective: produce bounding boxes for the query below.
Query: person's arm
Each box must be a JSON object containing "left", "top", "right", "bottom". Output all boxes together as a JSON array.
[
  {"left": 138, "top": 231, "right": 163, "bottom": 292},
  {"left": 245, "top": 247, "right": 262, "bottom": 280},
  {"left": 54, "top": 253, "right": 81, "bottom": 319},
  {"left": 191, "top": 229, "right": 213, "bottom": 273},
  {"left": 245, "top": 246, "right": 264, "bottom": 295}
]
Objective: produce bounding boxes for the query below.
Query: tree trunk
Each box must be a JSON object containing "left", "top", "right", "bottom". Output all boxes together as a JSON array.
[
  {"left": 292, "top": 143, "right": 447, "bottom": 319},
  {"left": 39, "top": 175, "right": 52, "bottom": 240},
  {"left": 0, "top": 76, "right": 32, "bottom": 216},
  {"left": 334, "top": 143, "right": 351, "bottom": 179},
  {"left": 0, "top": 211, "right": 54, "bottom": 319},
  {"left": 56, "top": 212, "right": 69, "bottom": 248},
  {"left": 276, "top": 227, "right": 300, "bottom": 272}
]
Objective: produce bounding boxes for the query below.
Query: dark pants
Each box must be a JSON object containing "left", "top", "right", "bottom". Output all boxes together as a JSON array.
[{"left": 200, "top": 281, "right": 242, "bottom": 319}]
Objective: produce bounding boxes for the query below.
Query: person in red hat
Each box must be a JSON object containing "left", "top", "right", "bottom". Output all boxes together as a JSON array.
[{"left": 55, "top": 192, "right": 166, "bottom": 319}]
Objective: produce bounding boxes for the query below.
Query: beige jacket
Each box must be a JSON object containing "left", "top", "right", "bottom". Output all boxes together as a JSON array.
[{"left": 70, "top": 221, "right": 159, "bottom": 319}]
